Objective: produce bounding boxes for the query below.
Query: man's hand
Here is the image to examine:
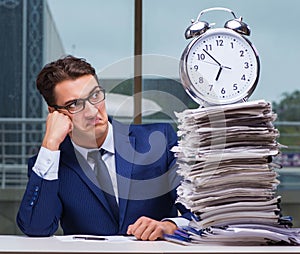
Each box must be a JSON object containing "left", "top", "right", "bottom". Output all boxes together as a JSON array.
[
  {"left": 42, "top": 111, "right": 73, "bottom": 151},
  {"left": 126, "top": 216, "right": 177, "bottom": 241}
]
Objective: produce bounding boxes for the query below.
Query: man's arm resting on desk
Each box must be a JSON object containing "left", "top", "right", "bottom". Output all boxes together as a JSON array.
[{"left": 16, "top": 148, "right": 62, "bottom": 237}]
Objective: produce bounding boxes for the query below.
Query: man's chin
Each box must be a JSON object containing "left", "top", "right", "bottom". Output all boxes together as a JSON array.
[
  {"left": 70, "top": 122, "right": 108, "bottom": 146},
  {"left": 71, "top": 131, "right": 99, "bottom": 148}
]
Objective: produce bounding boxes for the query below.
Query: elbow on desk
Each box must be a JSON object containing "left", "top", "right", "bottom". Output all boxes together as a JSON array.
[{"left": 16, "top": 213, "right": 57, "bottom": 237}]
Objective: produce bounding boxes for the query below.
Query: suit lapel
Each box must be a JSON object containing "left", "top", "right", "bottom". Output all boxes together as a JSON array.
[
  {"left": 112, "top": 119, "right": 135, "bottom": 229},
  {"left": 59, "top": 136, "right": 118, "bottom": 224}
]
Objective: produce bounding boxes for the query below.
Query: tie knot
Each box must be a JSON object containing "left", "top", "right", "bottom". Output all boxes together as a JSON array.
[
  {"left": 87, "top": 150, "right": 101, "bottom": 163},
  {"left": 87, "top": 149, "right": 107, "bottom": 165},
  {"left": 100, "top": 148, "right": 106, "bottom": 156}
]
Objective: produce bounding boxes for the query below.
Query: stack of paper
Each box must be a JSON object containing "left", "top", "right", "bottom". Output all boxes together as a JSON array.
[
  {"left": 168, "top": 100, "right": 300, "bottom": 245},
  {"left": 165, "top": 224, "right": 300, "bottom": 245}
]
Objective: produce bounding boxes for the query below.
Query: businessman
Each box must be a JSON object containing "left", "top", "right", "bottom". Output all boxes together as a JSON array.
[{"left": 16, "top": 55, "right": 190, "bottom": 240}]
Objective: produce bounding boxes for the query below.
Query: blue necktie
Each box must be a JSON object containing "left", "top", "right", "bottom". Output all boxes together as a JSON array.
[{"left": 88, "top": 149, "right": 119, "bottom": 221}]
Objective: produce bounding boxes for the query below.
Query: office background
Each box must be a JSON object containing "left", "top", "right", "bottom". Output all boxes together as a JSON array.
[{"left": 0, "top": 0, "right": 299, "bottom": 234}]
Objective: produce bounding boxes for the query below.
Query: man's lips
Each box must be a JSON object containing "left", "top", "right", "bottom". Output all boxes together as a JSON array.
[{"left": 86, "top": 117, "right": 102, "bottom": 126}]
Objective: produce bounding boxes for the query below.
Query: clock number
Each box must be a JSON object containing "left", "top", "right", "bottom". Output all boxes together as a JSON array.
[
  {"left": 244, "top": 62, "right": 249, "bottom": 69},
  {"left": 216, "top": 39, "right": 224, "bottom": 46},
  {"left": 205, "top": 44, "right": 212, "bottom": 51},
  {"left": 241, "top": 74, "right": 246, "bottom": 81},
  {"left": 194, "top": 65, "right": 199, "bottom": 71},
  {"left": 221, "top": 88, "right": 226, "bottom": 94},
  {"left": 240, "top": 50, "right": 244, "bottom": 57},
  {"left": 209, "top": 84, "right": 213, "bottom": 91},
  {"left": 199, "top": 77, "right": 204, "bottom": 83},
  {"left": 231, "top": 42, "right": 234, "bottom": 49},
  {"left": 197, "top": 53, "right": 205, "bottom": 60},
  {"left": 233, "top": 84, "right": 238, "bottom": 90}
]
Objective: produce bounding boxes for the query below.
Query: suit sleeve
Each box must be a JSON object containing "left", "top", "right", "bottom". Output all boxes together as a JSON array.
[
  {"left": 165, "top": 123, "right": 192, "bottom": 221},
  {"left": 16, "top": 156, "right": 62, "bottom": 236}
]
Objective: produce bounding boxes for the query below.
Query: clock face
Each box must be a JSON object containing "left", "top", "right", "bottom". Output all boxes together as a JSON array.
[{"left": 180, "top": 28, "right": 260, "bottom": 105}]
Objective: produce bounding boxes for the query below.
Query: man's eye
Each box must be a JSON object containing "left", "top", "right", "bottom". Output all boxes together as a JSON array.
[
  {"left": 92, "top": 90, "right": 100, "bottom": 99},
  {"left": 67, "top": 101, "right": 79, "bottom": 109}
]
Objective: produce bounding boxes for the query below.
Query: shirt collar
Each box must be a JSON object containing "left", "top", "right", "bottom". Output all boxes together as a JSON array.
[
  {"left": 72, "top": 121, "right": 115, "bottom": 160},
  {"left": 101, "top": 121, "right": 114, "bottom": 154}
]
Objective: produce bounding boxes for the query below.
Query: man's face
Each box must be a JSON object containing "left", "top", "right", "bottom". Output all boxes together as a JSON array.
[{"left": 53, "top": 74, "right": 108, "bottom": 148}]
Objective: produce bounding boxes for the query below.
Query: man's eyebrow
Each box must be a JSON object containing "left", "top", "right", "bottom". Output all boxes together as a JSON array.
[
  {"left": 63, "top": 99, "right": 78, "bottom": 106},
  {"left": 62, "top": 86, "right": 99, "bottom": 106}
]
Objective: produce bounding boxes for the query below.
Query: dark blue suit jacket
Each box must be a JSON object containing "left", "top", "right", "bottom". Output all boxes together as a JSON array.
[{"left": 17, "top": 119, "right": 190, "bottom": 236}]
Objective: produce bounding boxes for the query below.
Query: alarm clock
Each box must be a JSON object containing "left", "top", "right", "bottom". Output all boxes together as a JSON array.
[{"left": 180, "top": 7, "right": 260, "bottom": 106}]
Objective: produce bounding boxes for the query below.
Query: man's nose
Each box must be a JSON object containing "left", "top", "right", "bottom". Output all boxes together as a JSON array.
[{"left": 84, "top": 100, "right": 98, "bottom": 115}]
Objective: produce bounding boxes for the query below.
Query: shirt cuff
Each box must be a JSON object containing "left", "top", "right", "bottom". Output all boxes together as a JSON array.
[
  {"left": 162, "top": 217, "right": 190, "bottom": 228},
  {"left": 32, "top": 147, "right": 60, "bottom": 180}
]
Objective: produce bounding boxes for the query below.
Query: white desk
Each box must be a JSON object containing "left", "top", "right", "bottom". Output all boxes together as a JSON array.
[{"left": 0, "top": 235, "right": 300, "bottom": 254}]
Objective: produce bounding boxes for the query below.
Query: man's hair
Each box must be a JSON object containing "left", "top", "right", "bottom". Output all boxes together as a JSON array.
[{"left": 36, "top": 55, "right": 98, "bottom": 106}]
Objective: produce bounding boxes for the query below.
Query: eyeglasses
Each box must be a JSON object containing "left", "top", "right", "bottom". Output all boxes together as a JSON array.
[{"left": 51, "top": 87, "right": 105, "bottom": 114}]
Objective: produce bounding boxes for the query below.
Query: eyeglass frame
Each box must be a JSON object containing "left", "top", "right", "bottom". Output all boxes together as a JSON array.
[{"left": 50, "top": 86, "right": 106, "bottom": 114}]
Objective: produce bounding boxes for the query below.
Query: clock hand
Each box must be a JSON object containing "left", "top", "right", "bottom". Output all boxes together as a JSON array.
[
  {"left": 202, "top": 60, "right": 219, "bottom": 67},
  {"left": 202, "top": 61, "right": 231, "bottom": 70},
  {"left": 215, "top": 66, "right": 223, "bottom": 81},
  {"left": 202, "top": 60, "right": 232, "bottom": 70},
  {"left": 203, "top": 49, "right": 221, "bottom": 66},
  {"left": 202, "top": 49, "right": 231, "bottom": 80}
]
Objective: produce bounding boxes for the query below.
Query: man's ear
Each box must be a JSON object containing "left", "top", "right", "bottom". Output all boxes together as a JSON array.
[{"left": 48, "top": 106, "right": 55, "bottom": 113}]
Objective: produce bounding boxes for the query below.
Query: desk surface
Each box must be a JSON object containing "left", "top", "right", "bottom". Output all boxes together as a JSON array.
[{"left": 0, "top": 235, "right": 300, "bottom": 254}]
